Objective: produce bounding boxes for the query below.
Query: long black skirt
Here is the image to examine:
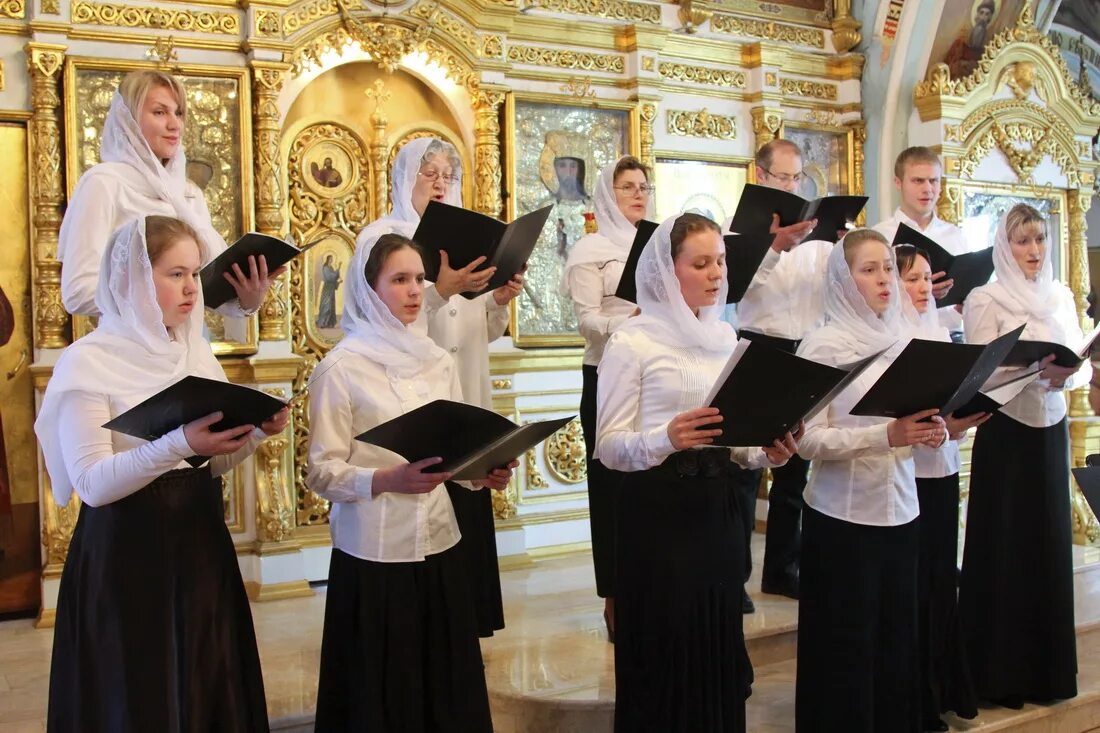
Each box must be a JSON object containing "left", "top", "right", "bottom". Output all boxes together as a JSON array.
[
  {"left": 916, "top": 474, "right": 976, "bottom": 721},
  {"left": 796, "top": 506, "right": 919, "bottom": 733},
  {"left": 47, "top": 467, "right": 268, "bottom": 733},
  {"left": 582, "top": 364, "right": 623, "bottom": 598},
  {"left": 315, "top": 546, "right": 493, "bottom": 733},
  {"left": 959, "top": 412, "right": 1077, "bottom": 702},
  {"left": 445, "top": 482, "right": 504, "bottom": 637},
  {"left": 614, "top": 450, "right": 751, "bottom": 733}
]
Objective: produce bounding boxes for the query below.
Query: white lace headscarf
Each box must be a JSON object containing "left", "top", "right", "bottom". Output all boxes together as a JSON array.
[
  {"left": 335, "top": 230, "right": 447, "bottom": 376},
  {"left": 355, "top": 138, "right": 463, "bottom": 247},
  {"left": 799, "top": 231, "right": 905, "bottom": 366},
  {"left": 36, "top": 217, "right": 225, "bottom": 505},
  {"left": 615, "top": 213, "right": 735, "bottom": 352}
]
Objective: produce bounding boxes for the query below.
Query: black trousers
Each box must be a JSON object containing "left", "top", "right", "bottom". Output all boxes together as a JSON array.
[
  {"left": 796, "top": 507, "right": 920, "bottom": 733},
  {"left": 581, "top": 364, "right": 622, "bottom": 598}
]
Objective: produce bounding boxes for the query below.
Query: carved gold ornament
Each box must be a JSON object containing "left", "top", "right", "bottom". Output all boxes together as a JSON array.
[
  {"left": 145, "top": 36, "right": 179, "bottom": 68},
  {"left": 750, "top": 106, "right": 783, "bottom": 149},
  {"left": 411, "top": 1, "right": 483, "bottom": 57},
  {"left": 0, "top": 0, "right": 23, "bottom": 19},
  {"left": 1002, "top": 60, "right": 1040, "bottom": 100},
  {"left": 639, "top": 101, "right": 657, "bottom": 169},
  {"left": 527, "top": 0, "right": 659, "bottom": 22},
  {"left": 642, "top": 56, "right": 655, "bottom": 72},
  {"left": 560, "top": 76, "right": 597, "bottom": 99},
  {"left": 666, "top": 108, "right": 737, "bottom": 140},
  {"left": 473, "top": 86, "right": 506, "bottom": 218},
  {"left": 802, "top": 109, "right": 840, "bottom": 126},
  {"left": 253, "top": 61, "right": 291, "bottom": 341},
  {"left": 256, "top": 436, "right": 296, "bottom": 543},
  {"left": 40, "top": 0, "right": 58, "bottom": 13},
  {"left": 545, "top": 417, "right": 587, "bottom": 484},
  {"left": 658, "top": 62, "right": 746, "bottom": 88},
  {"left": 831, "top": 0, "right": 862, "bottom": 53},
  {"left": 675, "top": 0, "right": 711, "bottom": 33},
  {"left": 525, "top": 447, "right": 550, "bottom": 490},
  {"left": 331, "top": 0, "right": 437, "bottom": 74},
  {"left": 507, "top": 45, "right": 625, "bottom": 74},
  {"left": 779, "top": 78, "right": 838, "bottom": 100},
  {"left": 71, "top": 1, "right": 240, "bottom": 34},
  {"left": 255, "top": 10, "right": 282, "bottom": 37},
  {"left": 710, "top": 14, "right": 825, "bottom": 49}
]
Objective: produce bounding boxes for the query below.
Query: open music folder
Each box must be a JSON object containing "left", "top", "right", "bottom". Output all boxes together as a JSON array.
[
  {"left": 412, "top": 201, "right": 552, "bottom": 298},
  {"left": 1003, "top": 321, "right": 1100, "bottom": 368},
  {"left": 728, "top": 183, "right": 868, "bottom": 244},
  {"left": 703, "top": 338, "right": 880, "bottom": 447},
  {"left": 613, "top": 219, "right": 660, "bottom": 304},
  {"left": 849, "top": 325, "right": 1024, "bottom": 418},
  {"left": 891, "top": 223, "right": 994, "bottom": 308},
  {"left": 355, "top": 399, "right": 574, "bottom": 481},
  {"left": 202, "top": 232, "right": 322, "bottom": 309},
  {"left": 724, "top": 233, "right": 776, "bottom": 303},
  {"left": 951, "top": 367, "right": 1041, "bottom": 418}
]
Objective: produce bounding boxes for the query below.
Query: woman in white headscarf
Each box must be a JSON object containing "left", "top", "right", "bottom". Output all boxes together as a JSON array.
[
  {"left": 59, "top": 70, "right": 277, "bottom": 318},
  {"left": 561, "top": 154, "right": 651, "bottom": 639},
  {"left": 35, "top": 215, "right": 286, "bottom": 731},
  {"left": 959, "top": 204, "right": 1088, "bottom": 709},
  {"left": 307, "top": 230, "right": 515, "bottom": 731},
  {"left": 596, "top": 212, "right": 799, "bottom": 732},
  {"left": 794, "top": 229, "right": 947, "bottom": 733},
  {"left": 355, "top": 138, "right": 523, "bottom": 638},
  {"left": 896, "top": 243, "right": 984, "bottom": 730}
]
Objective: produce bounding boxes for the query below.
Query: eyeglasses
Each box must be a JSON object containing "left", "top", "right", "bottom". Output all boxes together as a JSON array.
[
  {"left": 418, "top": 169, "right": 459, "bottom": 185},
  {"left": 760, "top": 168, "right": 803, "bottom": 184},
  {"left": 613, "top": 183, "right": 656, "bottom": 196}
]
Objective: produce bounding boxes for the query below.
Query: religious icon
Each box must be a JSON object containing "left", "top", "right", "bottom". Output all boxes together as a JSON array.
[
  {"left": 945, "top": 0, "right": 1000, "bottom": 77},
  {"left": 315, "top": 252, "right": 343, "bottom": 330},
  {"left": 310, "top": 157, "right": 344, "bottom": 189}
]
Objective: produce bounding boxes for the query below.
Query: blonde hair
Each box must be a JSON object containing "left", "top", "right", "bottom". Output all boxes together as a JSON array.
[
  {"left": 118, "top": 70, "right": 187, "bottom": 122},
  {"left": 841, "top": 228, "right": 890, "bottom": 267},
  {"left": 893, "top": 146, "right": 941, "bottom": 180},
  {"left": 145, "top": 215, "right": 205, "bottom": 265},
  {"left": 1004, "top": 203, "right": 1047, "bottom": 242}
]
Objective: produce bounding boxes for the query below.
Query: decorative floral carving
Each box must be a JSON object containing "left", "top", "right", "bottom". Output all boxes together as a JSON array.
[
  {"left": 529, "top": 0, "right": 659, "bottom": 23},
  {"left": 710, "top": 13, "right": 825, "bottom": 48},
  {"left": 779, "top": 78, "right": 837, "bottom": 100},
  {"left": 253, "top": 62, "right": 291, "bottom": 341},
  {"left": 525, "top": 447, "right": 549, "bottom": 489},
  {"left": 256, "top": 436, "right": 296, "bottom": 544},
  {"left": 0, "top": 0, "right": 24, "bottom": 18},
  {"left": 666, "top": 108, "right": 737, "bottom": 140},
  {"left": 750, "top": 106, "right": 783, "bottom": 149},
  {"left": 473, "top": 87, "right": 506, "bottom": 218},
  {"left": 71, "top": 1, "right": 240, "bottom": 33},
  {"left": 639, "top": 101, "right": 657, "bottom": 169},
  {"left": 658, "top": 62, "right": 746, "bottom": 88},
  {"left": 507, "top": 45, "right": 625, "bottom": 74},
  {"left": 545, "top": 418, "right": 587, "bottom": 484}
]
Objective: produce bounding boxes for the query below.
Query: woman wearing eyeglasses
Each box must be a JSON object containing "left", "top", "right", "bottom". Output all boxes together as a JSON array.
[
  {"left": 354, "top": 138, "right": 524, "bottom": 639},
  {"left": 562, "top": 155, "right": 652, "bottom": 642}
]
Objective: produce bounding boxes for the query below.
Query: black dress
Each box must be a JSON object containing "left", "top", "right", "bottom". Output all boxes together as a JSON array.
[
  {"left": 446, "top": 481, "right": 505, "bottom": 637},
  {"left": 614, "top": 449, "right": 751, "bottom": 733},
  {"left": 581, "top": 363, "right": 623, "bottom": 598},
  {"left": 959, "top": 412, "right": 1077, "bottom": 702},
  {"left": 47, "top": 467, "right": 269, "bottom": 733}
]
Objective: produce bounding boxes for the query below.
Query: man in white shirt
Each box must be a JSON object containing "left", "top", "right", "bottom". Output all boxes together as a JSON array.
[
  {"left": 873, "top": 146, "right": 967, "bottom": 332},
  {"left": 727, "top": 139, "right": 822, "bottom": 608}
]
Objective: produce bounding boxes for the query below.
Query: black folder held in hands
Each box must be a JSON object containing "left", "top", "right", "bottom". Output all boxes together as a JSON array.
[
  {"left": 725, "top": 233, "right": 776, "bottom": 303},
  {"left": 412, "top": 201, "right": 553, "bottom": 299},
  {"left": 202, "top": 233, "right": 322, "bottom": 309},
  {"left": 355, "top": 399, "right": 574, "bottom": 481},
  {"left": 891, "top": 223, "right": 994, "bottom": 308},
  {"left": 613, "top": 219, "right": 660, "bottom": 304},
  {"left": 1003, "top": 321, "right": 1100, "bottom": 368},
  {"left": 102, "top": 375, "right": 287, "bottom": 467},
  {"left": 728, "top": 183, "right": 868, "bottom": 244},
  {"left": 849, "top": 325, "right": 1025, "bottom": 419},
  {"left": 703, "top": 338, "right": 881, "bottom": 447},
  {"left": 951, "top": 367, "right": 1041, "bottom": 418}
]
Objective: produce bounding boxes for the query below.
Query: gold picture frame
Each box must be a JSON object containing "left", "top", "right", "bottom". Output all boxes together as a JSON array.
[
  {"left": 781, "top": 121, "right": 855, "bottom": 199},
  {"left": 505, "top": 92, "right": 639, "bottom": 348},
  {"left": 62, "top": 56, "right": 258, "bottom": 356},
  {"left": 653, "top": 151, "right": 752, "bottom": 224}
]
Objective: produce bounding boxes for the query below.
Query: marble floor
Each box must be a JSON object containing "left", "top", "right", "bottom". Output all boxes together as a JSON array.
[{"left": 3, "top": 536, "right": 1100, "bottom": 732}]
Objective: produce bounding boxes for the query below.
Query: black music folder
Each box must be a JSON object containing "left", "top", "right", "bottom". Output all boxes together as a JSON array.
[
  {"left": 891, "top": 223, "right": 994, "bottom": 308},
  {"left": 703, "top": 338, "right": 880, "bottom": 446},
  {"left": 202, "top": 233, "right": 321, "bottom": 309},
  {"left": 725, "top": 233, "right": 776, "bottom": 303},
  {"left": 849, "top": 325, "right": 1024, "bottom": 419},
  {"left": 103, "top": 376, "right": 286, "bottom": 467},
  {"left": 1003, "top": 321, "right": 1100, "bottom": 368},
  {"left": 613, "top": 219, "right": 660, "bottom": 303},
  {"left": 355, "top": 399, "right": 574, "bottom": 481},
  {"left": 951, "top": 368, "right": 1041, "bottom": 418},
  {"left": 728, "top": 183, "right": 868, "bottom": 244},
  {"left": 412, "top": 201, "right": 552, "bottom": 299},
  {"left": 1073, "top": 457, "right": 1100, "bottom": 519}
]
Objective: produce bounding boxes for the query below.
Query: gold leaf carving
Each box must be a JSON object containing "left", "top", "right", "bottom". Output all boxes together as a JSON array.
[
  {"left": 525, "top": 447, "right": 549, "bottom": 489},
  {"left": 710, "top": 13, "right": 825, "bottom": 48},
  {"left": 40, "top": 0, "right": 58, "bottom": 13},
  {"left": 507, "top": 45, "right": 625, "bottom": 74},
  {"left": 283, "top": 0, "right": 338, "bottom": 35},
  {"left": 666, "top": 108, "right": 737, "bottom": 140},
  {"left": 750, "top": 106, "right": 783, "bottom": 149},
  {"left": 545, "top": 418, "right": 587, "bottom": 484},
  {"left": 71, "top": 1, "right": 240, "bottom": 33},
  {"left": 530, "top": 0, "right": 659, "bottom": 23},
  {"left": 256, "top": 436, "right": 296, "bottom": 543},
  {"left": 658, "top": 61, "right": 746, "bottom": 88},
  {"left": 639, "top": 101, "right": 657, "bottom": 169},
  {"left": 473, "top": 87, "right": 506, "bottom": 218},
  {"left": 255, "top": 9, "right": 282, "bottom": 37},
  {"left": 0, "top": 0, "right": 24, "bottom": 19},
  {"left": 779, "top": 78, "right": 837, "bottom": 100}
]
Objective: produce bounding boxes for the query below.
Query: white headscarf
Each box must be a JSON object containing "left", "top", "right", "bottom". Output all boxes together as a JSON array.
[
  {"left": 334, "top": 229, "right": 447, "bottom": 376},
  {"left": 355, "top": 137, "right": 463, "bottom": 248},
  {"left": 982, "top": 213, "right": 1062, "bottom": 332},
  {"left": 36, "top": 217, "right": 226, "bottom": 505},
  {"left": 798, "top": 233, "right": 905, "bottom": 365},
  {"left": 615, "top": 214, "right": 735, "bottom": 352},
  {"left": 896, "top": 247, "right": 945, "bottom": 340}
]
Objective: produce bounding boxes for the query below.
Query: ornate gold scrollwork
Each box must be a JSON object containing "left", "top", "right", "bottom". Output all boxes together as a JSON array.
[
  {"left": 847, "top": 120, "right": 867, "bottom": 222},
  {"left": 507, "top": 45, "right": 625, "bottom": 74},
  {"left": 710, "top": 14, "right": 825, "bottom": 49},
  {"left": 256, "top": 435, "right": 297, "bottom": 544},
  {"left": 70, "top": 0, "right": 240, "bottom": 33},
  {"left": 638, "top": 101, "right": 657, "bottom": 170},
  {"left": 658, "top": 62, "right": 746, "bottom": 88},
  {"left": 560, "top": 77, "right": 597, "bottom": 99},
  {"left": 1, "top": 0, "right": 24, "bottom": 18},
  {"left": 936, "top": 181, "right": 964, "bottom": 226},
  {"left": 473, "top": 87, "right": 506, "bottom": 219},
  {"left": 27, "top": 43, "right": 68, "bottom": 351},
  {"left": 779, "top": 78, "right": 838, "bottom": 100},
  {"left": 544, "top": 418, "right": 587, "bottom": 484},
  {"left": 527, "top": 0, "right": 659, "bottom": 22},
  {"left": 255, "top": 9, "right": 282, "bottom": 37},
  {"left": 955, "top": 106, "right": 1081, "bottom": 186},
  {"left": 750, "top": 106, "right": 783, "bottom": 150},
  {"left": 666, "top": 108, "right": 737, "bottom": 140},
  {"left": 40, "top": 0, "right": 58, "bottom": 13},
  {"left": 525, "top": 447, "right": 549, "bottom": 490},
  {"left": 830, "top": 0, "right": 862, "bottom": 53},
  {"left": 365, "top": 79, "right": 392, "bottom": 221},
  {"left": 675, "top": 0, "right": 711, "bottom": 33}
]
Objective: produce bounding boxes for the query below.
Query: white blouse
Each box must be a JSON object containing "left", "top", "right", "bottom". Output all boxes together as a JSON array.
[
  {"left": 565, "top": 260, "right": 636, "bottom": 366},
  {"left": 736, "top": 240, "right": 832, "bottom": 341},
  {"left": 424, "top": 288, "right": 508, "bottom": 410},
  {"left": 963, "top": 283, "right": 1091, "bottom": 429},
  {"left": 306, "top": 348, "right": 479, "bottom": 563},
  {"left": 57, "top": 389, "right": 264, "bottom": 508},
  {"left": 594, "top": 329, "right": 773, "bottom": 474},
  {"left": 59, "top": 164, "right": 248, "bottom": 318},
  {"left": 797, "top": 351, "right": 920, "bottom": 527}
]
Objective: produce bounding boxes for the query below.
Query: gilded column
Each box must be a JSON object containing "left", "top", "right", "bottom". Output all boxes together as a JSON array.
[
  {"left": 1067, "top": 189, "right": 1098, "bottom": 543},
  {"left": 831, "top": 0, "right": 862, "bottom": 54},
  {"left": 365, "top": 80, "right": 392, "bottom": 221},
  {"left": 750, "top": 106, "right": 783, "bottom": 151},
  {"left": 638, "top": 101, "right": 657, "bottom": 170},
  {"left": 847, "top": 120, "right": 866, "bottom": 224},
  {"left": 254, "top": 434, "right": 296, "bottom": 545},
  {"left": 251, "top": 60, "right": 291, "bottom": 341},
  {"left": 473, "top": 86, "right": 507, "bottom": 218},
  {"left": 26, "top": 43, "right": 68, "bottom": 350}
]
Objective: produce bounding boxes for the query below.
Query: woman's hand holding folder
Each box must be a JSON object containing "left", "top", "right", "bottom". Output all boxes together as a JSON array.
[
  {"left": 223, "top": 254, "right": 287, "bottom": 312},
  {"left": 887, "top": 409, "right": 946, "bottom": 448},
  {"left": 435, "top": 251, "right": 496, "bottom": 299},
  {"left": 372, "top": 457, "right": 454, "bottom": 497},
  {"left": 472, "top": 459, "right": 520, "bottom": 491},
  {"left": 762, "top": 422, "right": 803, "bottom": 466},
  {"left": 667, "top": 407, "right": 725, "bottom": 450},
  {"left": 184, "top": 411, "right": 256, "bottom": 456},
  {"left": 944, "top": 411, "right": 991, "bottom": 441},
  {"left": 1038, "top": 353, "right": 1078, "bottom": 388}
]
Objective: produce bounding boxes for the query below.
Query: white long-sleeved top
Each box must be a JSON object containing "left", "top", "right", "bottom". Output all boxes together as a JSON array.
[
  {"left": 424, "top": 288, "right": 508, "bottom": 410},
  {"left": 736, "top": 240, "right": 833, "bottom": 340},
  {"left": 911, "top": 325, "right": 962, "bottom": 479},
  {"left": 306, "top": 348, "right": 480, "bottom": 563},
  {"left": 797, "top": 352, "right": 919, "bottom": 527},
  {"left": 873, "top": 208, "right": 975, "bottom": 332},
  {"left": 595, "top": 329, "right": 775, "bottom": 473},
  {"left": 565, "top": 260, "right": 636, "bottom": 366},
  {"left": 59, "top": 165, "right": 249, "bottom": 318},
  {"left": 963, "top": 284, "right": 1091, "bottom": 429},
  {"left": 57, "top": 389, "right": 264, "bottom": 508}
]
